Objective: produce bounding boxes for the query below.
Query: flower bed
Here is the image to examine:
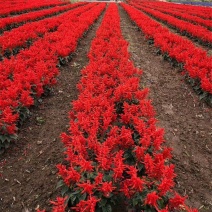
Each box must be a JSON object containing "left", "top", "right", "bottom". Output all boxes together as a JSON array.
[
  {"left": 141, "top": 4, "right": 212, "bottom": 30},
  {"left": 0, "top": 2, "right": 86, "bottom": 32},
  {"left": 121, "top": 3, "right": 212, "bottom": 104},
  {"left": 130, "top": 3, "right": 212, "bottom": 46},
  {"left": 0, "top": 3, "right": 106, "bottom": 152},
  {"left": 47, "top": 3, "right": 197, "bottom": 212},
  {"left": 0, "top": 0, "right": 67, "bottom": 17},
  {"left": 0, "top": 2, "right": 89, "bottom": 59},
  {"left": 135, "top": 0, "right": 212, "bottom": 19}
]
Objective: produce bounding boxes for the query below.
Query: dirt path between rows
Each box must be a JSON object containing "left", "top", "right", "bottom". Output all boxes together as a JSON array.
[
  {"left": 119, "top": 5, "right": 212, "bottom": 211},
  {"left": 0, "top": 10, "right": 105, "bottom": 212}
]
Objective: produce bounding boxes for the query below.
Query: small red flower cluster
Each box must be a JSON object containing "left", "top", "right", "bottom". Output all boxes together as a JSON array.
[
  {"left": 122, "top": 3, "right": 212, "bottom": 94},
  {"left": 0, "top": 0, "right": 66, "bottom": 18},
  {"left": 51, "top": 4, "right": 197, "bottom": 212},
  {"left": 0, "top": 3, "right": 106, "bottom": 139}
]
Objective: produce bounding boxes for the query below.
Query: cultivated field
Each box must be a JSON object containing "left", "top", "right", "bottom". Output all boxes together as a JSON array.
[{"left": 0, "top": 0, "right": 211, "bottom": 211}]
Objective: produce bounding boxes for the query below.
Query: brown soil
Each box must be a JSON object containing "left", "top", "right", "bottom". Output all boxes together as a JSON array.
[
  {"left": 0, "top": 10, "right": 105, "bottom": 212},
  {"left": 119, "top": 5, "right": 212, "bottom": 211}
]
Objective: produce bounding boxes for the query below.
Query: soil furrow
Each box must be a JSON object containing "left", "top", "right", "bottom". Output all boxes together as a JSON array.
[
  {"left": 0, "top": 8, "right": 106, "bottom": 212},
  {"left": 119, "top": 5, "right": 212, "bottom": 211}
]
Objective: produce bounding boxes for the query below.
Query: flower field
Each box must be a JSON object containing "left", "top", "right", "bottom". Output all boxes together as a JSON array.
[{"left": 0, "top": 0, "right": 211, "bottom": 212}]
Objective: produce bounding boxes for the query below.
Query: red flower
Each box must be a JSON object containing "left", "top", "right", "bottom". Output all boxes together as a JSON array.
[
  {"left": 99, "top": 181, "right": 116, "bottom": 197},
  {"left": 72, "top": 196, "right": 100, "bottom": 212},
  {"left": 158, "top": 178, "right": 175, "bottom": 196},
  {"left": 145, "top": 191, "right": 160, "bottom": 208},
  {"left": 130, "top": 176, "right": 144, "bottom": 192},
  {"left": 50, "top": 197, "right": 67, "bottom": 212},
  {"left": 120, "top": 180, "right": 131, "bottom": 198},
  {"left": 78, "top": 181, "right": 95, "bottom": 195},
  {"left": 169, "top": 192, "right": 186, "bottom": 209},
  {"left": 57, "top": 165, "right": 80, "bottom": 186},
  {"left": 133, "top": 146, "right": 146, "bottom": 162},
  {"left": 113, "top": 150, "right": 125, "bottom": 181},
  {"left": 144, "top": 154, "right": 154, "bottom": 177},
  {"left": 78, "top": 158, "right": 94, "bottom": 173},
  {"left": 95, "top": 173, "right": 103, "bottom": 185}
]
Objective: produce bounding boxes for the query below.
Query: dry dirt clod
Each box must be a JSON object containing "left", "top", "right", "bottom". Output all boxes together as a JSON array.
[{"left": 37, "top": 140, "right": 43, "bottom": 145}]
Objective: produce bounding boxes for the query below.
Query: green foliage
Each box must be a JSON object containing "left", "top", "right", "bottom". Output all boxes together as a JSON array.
[{"left": 0, "top": 134, "right": 17, "bottom": 154}]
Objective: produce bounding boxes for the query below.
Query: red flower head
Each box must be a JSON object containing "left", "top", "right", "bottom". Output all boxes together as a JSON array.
[
  {"left": 145, "top": 191, "right": 160, "bottom": 208},
  {"left": 72, "top": 196, "right": 100, "bottom": 212},
  {"left": 169, "top": 192, "right": 186, "bottom": 210},
  {"left": 78, "top": 181, "right": 95, "bottom": 195},
  {"left": 99, "top": 181, "right": 116, "bottom": 197},
  {"left": 50, "top": 197, "right": 67, "bottom": 212}
]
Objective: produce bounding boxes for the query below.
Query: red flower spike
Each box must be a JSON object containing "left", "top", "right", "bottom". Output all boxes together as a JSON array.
[
  {"left": 77, "top": 181, "right": 95, "bottom": 195},
  {"left": 145, "top": 191, "right": 160, "bottom": 208},
  {"left": 71, "top": 196, "right": 100, "bottom": 212},
  {"left": 98, "top": 181, "right": 116, "bottom": 197},
  {"left": 50, "top": 197, "right": 67, "bottom": 212},
  {"left": 169, "top": 192, "right": 187, "bottom": 210}
]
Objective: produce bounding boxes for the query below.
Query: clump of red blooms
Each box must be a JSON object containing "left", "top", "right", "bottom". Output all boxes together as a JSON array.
[
  {"left": 0, "top": 3, "right": 106, "bottom": 148},
  {"left": 39, "top": 4, "right": 198, "bottom": 212}
]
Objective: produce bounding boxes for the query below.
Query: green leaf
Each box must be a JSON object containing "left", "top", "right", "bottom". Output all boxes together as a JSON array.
[
  {"left": 79, "top": 192, "right": 87, "bottom": 201},
  {"left": 199, "top": 92, "right": 207, "bottom": 100},
  {"left": 102, "top": 204, "right": 112, "bottom": 212},
  {"left": 158, "top": 199, "right": 165, "bottom": 209},
  {"left": 71, "top": 194, "right": 77, "bottom": 205},
  {"left": 103, "top": 175, "right": 111, "bottom": 182},
  {"left": 137, "top": 163, "right": 144, "bottom": 172},
  {"left": 100, "top": 198, "right": 107, "bottom": 207},
  {"left": 61, "top": 185, "right": 69, "bottom": 196},
  {"left": 132, "top": 198, "right": 138, "bottom": 206},
  {"left": 56, "top": 179, "right": 64, "bottom": 189},
  {"left": 0, "top": 135, "right": 6, "bottom": 143}
]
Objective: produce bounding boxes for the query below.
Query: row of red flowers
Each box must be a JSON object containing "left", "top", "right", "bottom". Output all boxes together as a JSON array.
[
  {"left": 42, "top": 3, "right": 197, "bottom": 212},
  {"left": 0, "top": 2, "right": 88, "bottom": 57},
  {"left": 138, "top": 2, "right": 212, "bottom": 30},
  {"left": 0, "top": 2, "right": 85, "bottom": 32},
  {"left": 0, "top": 0, "right": 67, "bottom": 17},
  {"left": 0, "top": 3, "right": 106, "bottom": 150},
  {"left": 130, "top": 3, "right": 212, "bottom": 45},
  {"left": 136, "top": 0, "right": 212, "bottom": 20},
  {"left": 121, "top": 3, "right": 212, "bottom": 96}
]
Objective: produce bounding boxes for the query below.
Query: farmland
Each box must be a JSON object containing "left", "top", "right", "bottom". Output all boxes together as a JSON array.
[{"left": 0, "top": 0, "right": 211, "bottom": 211}]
